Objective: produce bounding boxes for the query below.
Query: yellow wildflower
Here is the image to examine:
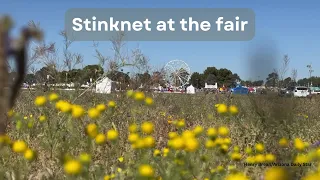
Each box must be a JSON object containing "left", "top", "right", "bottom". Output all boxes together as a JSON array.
[
  {"left": 48, "top": 93, "right": 59, "bottom": 101},
  {"left": 86, "top": 123, "right": 98, "bottom": 138},
  {"left": 217, "top": 104, "right": 228, "bottom": 114},
  {"left": 218, "top": 126, "right": 229, "bottom": 137},
  {"left": 71, "top": 105, "right": 85, "bottom": 118},
  {"left": 96, "top": 104, "right": 106, "bottom": 112},
  {"left": 141, "top": 121, "right": 154, "bottom": 134},
  {"left": 95, "top": 133, "right": 106, "bottom": 144},
  {"left": 24, "top": 148, "right": 36, "bottom": 161},
  {"left": 139, "top": 164, "right": 154, "bottom": 177},
  {"left": 12, "top": 140, "right": 27, "bottom": 153},
  {"left": 255, "top": 143, "right": 264, "bottom": 152},
  {"left": 106, "top": 129, "right": 118, "bottom": 141},
  {"left": 134, "top": 91, "right": 145, "bottom": 101},
  {"left": 34, "top": 96, "right": 46, "bottom": 106},
  {"left": 79, "top": 153, "right": 91, "bottom": 164},
  {"left": 145, "top": 97, "right": 154, "bottom": 105},
  {"left": 264, "top": 167, "right": 289, "bottom": 180},
  {"left": 229, "top": 105, "right": 239, "bottom": 115},
  {"left": 108, "top": 101, "right": 116, "bottom": 108},
  {"left": 64, "top": 159, "right": 82, "bottom": 175},
  {"left": 88, "top": 108, "right": 100, "bottom": 119}
]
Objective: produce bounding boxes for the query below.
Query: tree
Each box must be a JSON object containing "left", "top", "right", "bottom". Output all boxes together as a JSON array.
[
  {"left": 81, "top": 65, "right": 104, "bottom": 84},
  {"left": 25, "top": 74, "right": 36, "bottom": 84},
  {"left": 206, "top": 74, "right": 216, "bottom": 85},
  {"left": 60, "top": 30, "right": 83, "bottom": 71},
  {"left": 277, "top": 55, "right": 290, "bottom": 88},
  {"left": 265, "top": 71, "right": 279, "bottom": 87},
  {"left": 190, "top": 72, "right": 205, "bottom": 88}
]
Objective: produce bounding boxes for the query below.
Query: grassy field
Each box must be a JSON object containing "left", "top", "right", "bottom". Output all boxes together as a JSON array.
[{"left": 1, "top": 90, "right": 320, "bottom": 180}]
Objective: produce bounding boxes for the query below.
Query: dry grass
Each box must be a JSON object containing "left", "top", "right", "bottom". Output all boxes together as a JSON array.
[{"left": 1, "top": 90, "right": 320, "bottom": 180}]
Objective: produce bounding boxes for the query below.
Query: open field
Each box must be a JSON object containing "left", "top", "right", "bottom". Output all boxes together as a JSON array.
[{"left": 1, "top": 90, "right": 320, "bottom": 180}]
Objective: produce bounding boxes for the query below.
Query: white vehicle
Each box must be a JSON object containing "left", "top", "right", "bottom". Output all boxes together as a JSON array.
[{"left": 293, "top": 86, "right": 309, "bottom": 97}]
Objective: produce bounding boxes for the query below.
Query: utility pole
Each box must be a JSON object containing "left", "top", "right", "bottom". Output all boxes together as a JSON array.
[{"left": 307, "top": 64, "right": 314, "bottom": 87}]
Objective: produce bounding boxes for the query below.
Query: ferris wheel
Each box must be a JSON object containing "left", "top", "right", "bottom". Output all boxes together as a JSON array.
[{"left": 164, "top": 60, "right": 191, "bottom": 87}]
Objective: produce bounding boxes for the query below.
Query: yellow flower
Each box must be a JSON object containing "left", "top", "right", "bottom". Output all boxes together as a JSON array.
[
  {"left": 279, "top": 138, "right": 289, "bottom": 147},
  {"left": 218, "top": 126, "right": 229, "bottom": 137},
  {"left": 141, "top": 121, "right": 154, "bottom": 134},
  {"left": 96, "top": 104, "right": 106, "bottom": 112},
  {"left": 168, "top": 132, "right": 178, "bottom": 139},
  {"left": 207, "top": 127, "right": 217, "bottom": 138},
  {"left": 117, "top": 168, "right": 122, "bottom": 173},
  {"left": 86, "top": 123, "right": 98, "bottom": 138},
  {"left": 95, "top": 133, "right": 106, "bottom": 144},
  {"left": 231, "top": 152, "right": 242, "bottom": 161},
  {"left": 0, "top": 134, "right": 10, "bottom": 145},
  {"left": 104, "top": 175, "right": 111, "bottom": 180},
  {"left": 217, "top": 104, "right": 228, "bottom": 114},
  {"left": 233, "top": 146, "right": 240, "bottom": 152},
  {"left": 245, "top": 147, "right": 252, "bottom": 154},
  {"left": 139, "top": 164, "right": 154, "bottom": 177},
  {"left": 132, "top": 139, "right": 145, "bottom": 149},
  {"left": 60, "top": 101, "right": 72, "bottom": 113},
  {"left": 225, "top": 173, "right": 249, "bottom": 180},
  {"left": 145, "top": 97, "right": 153, "bottom": 105},
  {"left": 12, "top": 140, "right": 27, "bottom": 153},
  {"left": 7, "top": 109, "right": 14, "bottom": 117},
  {"left": 246, "top": 156, "right": 256, "bottom": 163},
  {"left": 79, "top": 153, "right": 91, "bottom": 164},
  {"left": 108, "top": 101, "right": 116, "bottom": 108},
  {"left": 71, "top": 105, "right": 85, "bottom": 119},
  {"left": 118, "top": 156, "right": 124, "bottom": 162},
  {"left": 220, "top": 144, "right": 229, "bottom": 154},
  {"left": 153, "top": 149, "right": 161, "bottom": 157},
  {"left": 265, "top": 153, "right": 276, "bottom": 162},
  {"left": 171, "top": 137, "right": 185, "bottom": 150},
  {"left": 126, "top": 90, "right": 134, "bottom": 97},
  {"left": 223, "top": 138, "right": 232, "bottom": 145},
  {"left": 216, "top": 165, "right": 224, "bottom": 172},
  {"left": 128, "top": 133, "right": 139, "bottom": 143},
  {"left": 176, "top": 119, "right": 185, "bottom": 128},
  {"left": 182, "top": 130, "right": 195, "bottom": 139},
  {"left": 229, "top": 105, "right": 239, "bottom": 115},
  {"left": 184, "top": 138, "right": 199, "bottom": 152},
  {"left": 205, "top": 139, "right": 216, "bottom": 149},
  {"left": 48, "top": 93, "right": 59, "bottom": 101},
  {"left": 34, "top": 96, "right": 46, "bottom": 106},
  {"left": 264, "top": 167, "right": 289, "bottom": 180},
  {"left": 294, "top": 138, "right": 305, "bottom": 151},
  {"left": 162, "top": 148, "right": 169, "bottom": 157},
  {"left": 302, "top": 172, "right": 320, "bottom": 180},
  {"left": 255, "top": 143, "right": 264, "bottom": 152},
  {"left": 24, "top": 148, "right": 36, "bottom": 161},
  {"left": 294, "top": 154, "right": 310, "bottom": 163},
  {"left": 106, "top": 129, "right": 118, "bottom": 141},
  {"left": 143, "top": 136, "right": 155, "bottom": 148},
  {"left": 255, "top": 154, "right": 265, "bottom": 163},
  {"left": 193, "top": 125, "right": 203, "bottom": 136},
  {"left": 128, "top": 123, "right": 138, "bottom": 133},
  {"left": 64, "top": 160, "right": 82, "bottom": 175},
  {"left": 39, "top": 115, "right": 46, "bottom": 122},
  {"left": 88, "top": 108, "right": 100, "bottom": 119},
  {"left": 134, "top": 91, "right": 145, "bottom": 101}
]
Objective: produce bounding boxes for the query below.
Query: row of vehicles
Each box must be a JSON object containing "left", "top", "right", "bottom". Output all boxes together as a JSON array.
[{"left": 280, "top": 86, "right": 320, "bottom": 97}]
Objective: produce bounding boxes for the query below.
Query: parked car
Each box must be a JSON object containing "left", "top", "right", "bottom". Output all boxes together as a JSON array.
[{"left": 309, "top": 87, "right": 320, "bottom": 95}]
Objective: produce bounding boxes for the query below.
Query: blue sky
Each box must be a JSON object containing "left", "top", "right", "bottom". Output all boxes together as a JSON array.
[{"left": 2, "top": 0, "right": 320, "bottom": 81}]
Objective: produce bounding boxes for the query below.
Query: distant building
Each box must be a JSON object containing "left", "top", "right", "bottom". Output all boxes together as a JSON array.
[
  {"left": 205, "top": 82, "right": 218, "bottom": 89},
  {"left": 95, "top": 77, "right": 116, "bottom": 94}
]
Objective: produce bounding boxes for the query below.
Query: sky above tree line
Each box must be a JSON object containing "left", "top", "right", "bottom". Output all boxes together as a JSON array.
[{"left": 2, "top": 0, "right": 320, "bottom": 81}]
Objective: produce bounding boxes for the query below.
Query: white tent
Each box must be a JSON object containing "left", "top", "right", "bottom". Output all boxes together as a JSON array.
[
  {"left": 96, "top": 77, "right": 113, "bottom": 94},
  {"left": 186, "top": 84, "right": 195, "bottom": 94}
]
